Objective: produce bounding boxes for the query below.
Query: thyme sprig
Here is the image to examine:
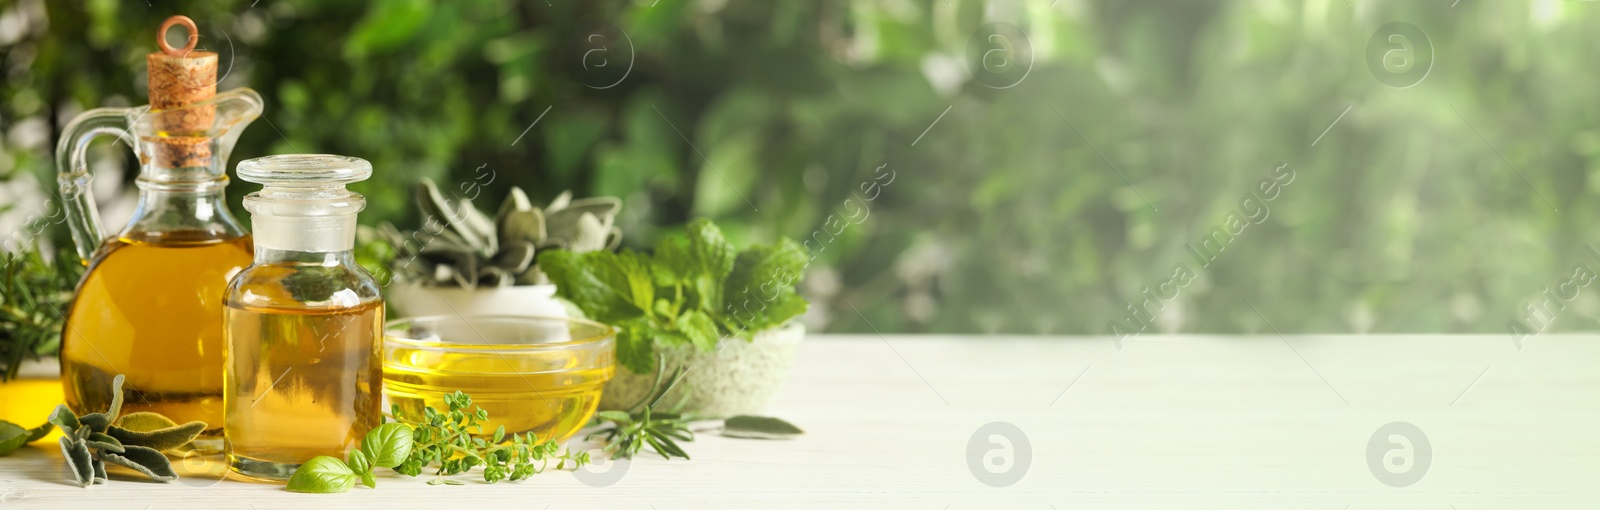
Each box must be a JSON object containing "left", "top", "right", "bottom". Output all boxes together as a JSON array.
[
  {"left": 392, "top": 391, "right": 590, "bottom": 484},
  {"left": 288, "top": 390, "right": 589, "bottom": 493}
]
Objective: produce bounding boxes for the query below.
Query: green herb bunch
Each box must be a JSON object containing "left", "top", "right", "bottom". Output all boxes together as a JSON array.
[
  {"left": 287, "top": 422, "right": 413, "bottom": 493},
  {"left": 393, "top": 391, "right": 589, "bottom": 485},
  {"left": 289, "top": 390, "right": 588, "bottom": 493},
  {"left": 45, "top": 375, "right": 207, "bottom": 486},
  {"left": 539, "top": 218, "right": 808, "bottom": 374},
  {"left": 0, "top": 245, "right": 83, "bottom": 381},
  {"left": 589, "top": 361, "right": 695, "bottom": 460}
]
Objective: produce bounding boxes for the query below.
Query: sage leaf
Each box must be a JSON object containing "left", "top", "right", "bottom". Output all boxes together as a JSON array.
[
  {"left": 92, "top": 458, "right": 106, "bottom": 484},
  {"left": 595, "top": 410, "right": 631, "bottom": 423},
  {"left": 84, "top": 432, "right": 125, "bottom": 454},
  {"left": 287, "top": 456, "right": 356, "bottom": 494},
  {"left": 107, "top": 374, "right": 125, "bottom": 417},
  {"left": 115, "top": 412, "right": 177, "bottom": 432},
  {"left": 0, "top": 421, "right": 29, "bottom": 455},
  {"left": 106, "top": 421, "right": 205, "bottom": 452},
  {"left": 47, "top": 405, "right": 79, "bottom": 437},
  {"left": 360, "top": 423, "right": 413, "bottom": 469},
  {"left": 58, "top": 436, "right": 93, "bottom": 487},
  {"left": 721, "top": 416, "right": 804, "bottom": 440},
  {"left": 101, "top": 445, "right": 178, "bottom": 482},
  {"left": 78, "top": 413, "right": 110, "bottom": 434}
]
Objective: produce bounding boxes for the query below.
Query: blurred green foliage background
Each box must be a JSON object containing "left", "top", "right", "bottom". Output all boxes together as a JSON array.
[{"left": 3, "top": 0, "right": 1599, "bottom": 336}]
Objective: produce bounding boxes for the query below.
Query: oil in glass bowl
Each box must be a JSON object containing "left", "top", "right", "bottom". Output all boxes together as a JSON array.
[{"left": 382, "top": 316, "right": 615, "bottom": 444}]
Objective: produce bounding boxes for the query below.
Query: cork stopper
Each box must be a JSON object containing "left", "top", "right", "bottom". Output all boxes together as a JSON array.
[{"left": 146, "top": 15, "right": 217, "bottom": 169}]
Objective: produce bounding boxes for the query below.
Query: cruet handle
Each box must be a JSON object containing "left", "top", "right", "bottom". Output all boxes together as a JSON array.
[{"left": 54, "top": 107, "right": 139, "bottom": 263}]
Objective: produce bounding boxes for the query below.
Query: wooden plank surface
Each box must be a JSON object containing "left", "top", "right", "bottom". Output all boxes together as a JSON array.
[{"left": 1, "top": 334, "right": 1597, "bottom": 509}]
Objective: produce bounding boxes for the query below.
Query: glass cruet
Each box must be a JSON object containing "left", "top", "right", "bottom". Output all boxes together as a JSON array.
[
  {"left": 54, "top": 15, "right": 262, "bottom": 452},
  {"left": 223, "top": 154, "right": 384, "bottom": 480}
]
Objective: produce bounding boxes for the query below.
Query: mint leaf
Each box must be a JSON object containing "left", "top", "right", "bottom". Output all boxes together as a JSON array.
[
  {"left": 720, "top": 238, "right": 808, "bottom": 333},
  {"left": 614, "top": 250, "right": 656, "bottom": 314},
  {"left": 544, "top": 218, "right": 808, "bottom": 374},
  {"left": 652, "top": 235, "right": 694, "bottom": 286},
  {"left": 361, "top": 423, "right": 414, "bottom": 469},
  {"left": 675, "top": 310, "right": 720, "bottom": 351},
  {"left": 287, "top": 456, "right": 357, "bottom": 494},
  {"left": 541, "top": 250, "right": 646, "bottom": 323},
  {"left": 615, "top": 316, "right": 661, "bottom": 374},
  {"left": 730, "top": 291, "right": 807, "bottom": 334},
  {"left": 684, "top": 218, "right": 736, "bottom": 278}
]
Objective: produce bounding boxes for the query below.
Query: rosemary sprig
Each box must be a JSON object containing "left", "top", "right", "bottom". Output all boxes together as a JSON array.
[
  {"left": 588, "top": 355, "right": 695, "bottom": 460},
  {"left": 0, "top": 244, "right": 81, "bottom": 382}
]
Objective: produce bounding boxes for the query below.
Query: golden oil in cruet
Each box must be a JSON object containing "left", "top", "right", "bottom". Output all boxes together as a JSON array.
[{"left": 56, "top": 16, "right": 264, "bottom": 451}]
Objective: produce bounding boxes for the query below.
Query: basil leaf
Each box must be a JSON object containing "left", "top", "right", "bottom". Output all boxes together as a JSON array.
[
  {"left": 101, "top": 445, "right": 179, "bottom": 482},
  {"left": 347, "top": 449, "right": 374, "bottom": 488},
  {"left": 287, "top": 456, "right": 357, "bottom": 494},
  {"left": 0, "top": 421, "right": 29, "bottom": 455},
  {"left": 360, "top": 423, "right": 414, "bottom": 469},
  {"left": 721, "top": 416, "right": 804, "bottom": 440}
]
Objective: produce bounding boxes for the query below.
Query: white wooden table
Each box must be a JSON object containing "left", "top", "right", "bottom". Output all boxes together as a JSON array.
[{"left": 2, "top": 334, "right": 1598, "bottom": 509}]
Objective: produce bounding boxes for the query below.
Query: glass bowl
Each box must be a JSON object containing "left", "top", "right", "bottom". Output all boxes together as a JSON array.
[{"left": 382, "top": 315, "right": 615, "bottom": 444}]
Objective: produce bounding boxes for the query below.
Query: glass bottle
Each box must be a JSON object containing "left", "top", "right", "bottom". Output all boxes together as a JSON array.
[
  {"left": 223, "top": 154, "right": 383, "bottom": 480},
  {"left": 56, "top": 16, "right": 259, "bottom": 451}
]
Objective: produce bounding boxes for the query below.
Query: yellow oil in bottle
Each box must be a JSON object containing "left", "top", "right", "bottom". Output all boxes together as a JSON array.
[
  {"left": 383, "top": 349, "right": 612, "bottom": 444},
  {"left": 223, "top": 300, "right": 382, "bottom": 479},
  {"left": 60, "top": 233, "right": 253, "bottom": 443}
]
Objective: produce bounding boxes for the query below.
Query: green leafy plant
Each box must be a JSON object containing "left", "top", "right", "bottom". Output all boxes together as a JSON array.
[
  {"left": 377, "top": 179, "right": 622, "bottom": 289},
  {"left": 540, "top": 218, "right": 808, "bottom": 374},
  {"left": 46, "top": 374, "right": 205, "bottom": 486},
  {"left": 288, "top": 390, "right": 587, "bottom": 493},
  {"left": 588, "top": 359, "right": 695, "bottom": 460},
  {"left": 588, "top": 355, "right": 804, "bottom": 458},
  {"left": 0, "top": 245, "right": 83, "bottom": 381},
  {"left": 287, "top": 422, "right": 412, "bottom": 493}
]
